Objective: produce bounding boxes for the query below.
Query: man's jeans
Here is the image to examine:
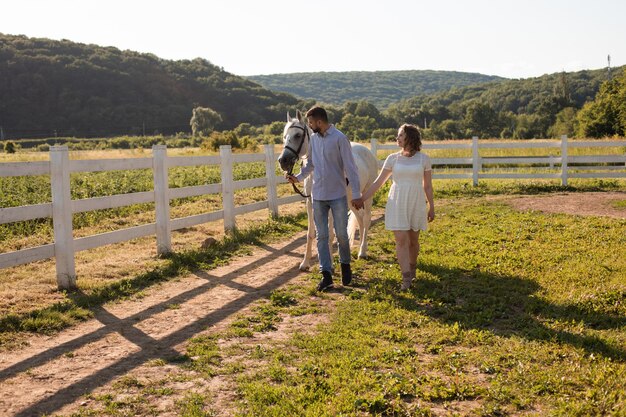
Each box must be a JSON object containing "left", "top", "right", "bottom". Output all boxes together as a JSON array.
[{"left": 313, "top": 196, "right": 351, "bottom": 274}]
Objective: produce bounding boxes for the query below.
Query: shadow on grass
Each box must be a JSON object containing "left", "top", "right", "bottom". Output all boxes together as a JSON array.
[
  {"left": 0, "top": 213, "right": 309, "bottom": 416},
  {"left": 366, "top": 262, "right": 625, "bottom": 362}
]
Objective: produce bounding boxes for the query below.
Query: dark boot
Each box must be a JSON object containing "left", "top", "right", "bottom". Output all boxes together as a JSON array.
[
  {"left": 317, "top": 270, "right": 334, "bottom": 291},
  {"left": 341, "top": 263, "right": 352, "bottom": 286}
]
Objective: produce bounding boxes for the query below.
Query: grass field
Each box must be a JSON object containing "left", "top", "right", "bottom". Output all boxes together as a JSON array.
[
  {"left": 1, "top": 144, "right": 625, "bottom": 415},
  {"left": 40, "top": 191, "right": 626, "bottom": 417}
]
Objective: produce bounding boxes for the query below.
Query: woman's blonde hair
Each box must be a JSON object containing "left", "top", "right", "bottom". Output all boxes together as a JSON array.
[{"left": 400, "top": 123, "right": 422, "bottom": 153}]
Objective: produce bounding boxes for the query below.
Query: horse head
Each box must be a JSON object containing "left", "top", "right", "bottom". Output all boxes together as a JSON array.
[{"left": 278, "top": 110, "right": 310, "bottom": 173}]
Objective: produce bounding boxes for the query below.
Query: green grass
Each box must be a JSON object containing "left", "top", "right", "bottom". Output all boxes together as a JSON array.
[
  {"left": 612, "top": 199, "right": 626, "bottom": 209},
  {"left": 228, "top": 199, "right": 625, "bottom": 416}
]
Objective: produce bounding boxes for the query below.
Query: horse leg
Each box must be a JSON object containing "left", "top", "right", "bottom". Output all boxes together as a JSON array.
[
  {"left": 358, "top": 199, "right": 373, "bottom": 259},
  {"left": 300, "top": 197, "right": 314, "bottom": 271}
]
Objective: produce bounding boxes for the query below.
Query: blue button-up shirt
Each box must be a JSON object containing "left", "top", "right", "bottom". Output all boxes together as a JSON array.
[{"left": 296, "top": 125, "right": 361, "bottom": 201}]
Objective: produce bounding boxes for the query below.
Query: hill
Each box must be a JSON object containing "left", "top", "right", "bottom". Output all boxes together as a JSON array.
[
  {"left": 0, "top": 33, "right": 299, "bottom": 139},
  {"left": 247, "top": 70, "right": 505, "bottom": 108},
  {"left": 384, "top": 67, "right": 619, "bottom": 138}
]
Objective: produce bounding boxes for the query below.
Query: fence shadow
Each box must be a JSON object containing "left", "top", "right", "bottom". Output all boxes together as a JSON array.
[
  {"left": 391, "top": 263, "right": 626, "bottom": 362},
  {"left": 1, "top": 233, "right": 308, "bottom": 417}
]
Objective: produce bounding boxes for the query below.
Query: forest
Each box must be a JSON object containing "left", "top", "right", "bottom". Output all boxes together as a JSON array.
[
  {"left": 1, "top": 33, "right": 624, "bottom": 144},
  {"left": 0, "top": 33, "right": 300, "bottom": 139},
  {"left": 247, "top": 70, "right": 504, "bottom": 108}
]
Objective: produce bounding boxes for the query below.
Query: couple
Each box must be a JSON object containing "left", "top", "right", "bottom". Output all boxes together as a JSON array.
[{"left": 286, "top": 106, "right": 435, "bottom": 292}]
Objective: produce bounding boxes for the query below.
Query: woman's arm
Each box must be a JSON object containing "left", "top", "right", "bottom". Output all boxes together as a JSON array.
[
  {"left": 423, "top": 169, "right": 435, "bottom": 222},
  {"left": 363, "top": 168, "right": 392, "bottom": 201}
]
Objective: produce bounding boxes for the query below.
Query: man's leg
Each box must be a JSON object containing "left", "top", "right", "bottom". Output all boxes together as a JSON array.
[
  {"left": 313, "top": 199, "right": 333, "bottom": 290},
  {"left": 330, "top": 196, "right": 352, "bottom": 285}
]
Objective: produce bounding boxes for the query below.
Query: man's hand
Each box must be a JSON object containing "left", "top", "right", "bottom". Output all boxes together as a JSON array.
[
  {"left": 352, "top": 198, "right": 364, "bottom": 210},
  {"left": 285, "top": 173, "right": 299, "bottom": 184}
]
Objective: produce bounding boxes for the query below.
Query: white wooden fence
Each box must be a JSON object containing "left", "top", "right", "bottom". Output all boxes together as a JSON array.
[
  {"left": 0, "top": 144, "right": 303, "bottom": 289},
  {"left": 1, "top": 136, "right": 625, "bottom": 289},
  {"left": 372, "top": 135, "right": 626, "bottom": 186}
]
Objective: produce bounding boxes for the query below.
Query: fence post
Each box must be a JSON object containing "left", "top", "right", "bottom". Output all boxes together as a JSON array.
[
  {"left": 50, "top": 145, "right": 76, "bottom": 290},
  {"left": 220, "top": 145, "right": 236, "bottom": 233},
  {"left": 152, "top": 145, "right": 171, "bottom": 255},
  {"left": 561, "top": 135, "right": 568, "bottom": 186},
  {"left": 370, "top": 138, "right": 378, "bottom": 160},
  {"left": 264, "top": 144, "right": 279, "bottom": 218},
  {"left": 549, "top": 154, "right": 554, "bottom": 169},
  {"left": 472, "top": 136, "right": 479, "bottom": 186}
]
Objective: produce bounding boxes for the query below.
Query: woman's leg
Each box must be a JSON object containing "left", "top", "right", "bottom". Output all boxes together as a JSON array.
[
  {"left": 393, "top": 230, "right": 413, "bottom": 289},
  {"left": 408, "top": 230, "right": 420, "bottom": 279}
]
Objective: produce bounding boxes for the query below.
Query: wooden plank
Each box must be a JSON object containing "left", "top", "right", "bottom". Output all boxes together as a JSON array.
[
  {"left": 234, "top": 201, "right": 269, "bottom": 216},
  {"left": 431, "top": 158, "right": 473, "bottom": 165},
  {"left": 169, "top": 184, "right": 222, "bottom": 200},
  {"left": 220, "top": 146, "right": 236, "bottom": 232},
  {"left": 570, "top": 166, "right": 626, "bottom": 171},
  {"left": 423, "top": 142, "right": 473, "bottom": 149},
  {"left": 0, "top": 161, "right": 50, "bottom": 177},
  {"left": 569, "top": 155, "right": 626, "bottom": 163},
  {"left": 170, "top": 211, "right": 225, "bottom": 230},
  {"left": 73, "top": 223, "right": 156, "bottom": 252},
  {"left": 479, "top": 173, "right": 561, "bottom": 179},
  {"left": 72, "top": 191, "right": 154, "bottom": 213},
  {"left": 481, "top": 157, "right": 562, "bottom": 164},
  {"left": 70, "top": 158, "right": 152, "bottom": 172},
  {"left": 264, "top": 144, "right": 279, "bottom": 217},
  {"left": 479, "top": 141, "right": 561, "bottom": 149},
  {"left": 235, "top": 177, "right": 267, "bottom": 190},
  {"left": 233, "top": 153, "right": 265, "bottom": 163},
  {"left": 0, "top": 244, "right": 55, "bottom": 269},
  {"left": 432, "top": 173, "right": 473, "bottom": 179},
  {"left": 50, "top": 146, "right": 76, "bottom": 289},
  {"left": 167, "top": 155, "right": 221, "bottom": 167},
  {"left": 152, "top": 145, "right": 171, "bottom": 255},
  {"left": 0, "top": 203, "right": 52, "bottom": 224}
]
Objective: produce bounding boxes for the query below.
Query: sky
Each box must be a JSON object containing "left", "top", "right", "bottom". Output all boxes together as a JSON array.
[{"left": 3, "top": 0, "right": 625, "bottom": 79}]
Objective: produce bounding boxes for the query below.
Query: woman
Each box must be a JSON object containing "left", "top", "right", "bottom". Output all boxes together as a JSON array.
[{"left": 353, "top": 124, "right": 435, "bottom": 290}]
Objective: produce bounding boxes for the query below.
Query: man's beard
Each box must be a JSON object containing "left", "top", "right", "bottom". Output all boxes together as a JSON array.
[{"left": 312, "top": 127, "right": 321, "bottom": 133}]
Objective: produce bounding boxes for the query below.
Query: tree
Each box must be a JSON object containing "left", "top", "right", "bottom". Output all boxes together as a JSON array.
[
  {"left": 463, "top": 102, "right": 502, "bottom": 138},
  {"left": 190, "top": 107, "right": 222, "bottom": 137},
  {"left": 548, "top": 107, "right": 579, "bottom": 138},
  {"left": 576, "top": 69, "right": 626, "bottom": 138},
  {"left": 4, "top": 141, "right": 16, "bottom": 153}
]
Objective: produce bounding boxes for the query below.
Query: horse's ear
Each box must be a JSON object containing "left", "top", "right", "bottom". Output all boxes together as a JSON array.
[
  {"left": 296, "top": 110, "right": 303, "bottom": 122},
  {"left": 286, "top": 111, "right": 291, "bottom": 121}
]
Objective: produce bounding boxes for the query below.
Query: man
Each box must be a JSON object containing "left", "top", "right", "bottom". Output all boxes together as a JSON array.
[{"left": 286, "top": 106, "right": 362, "bottom": 291}]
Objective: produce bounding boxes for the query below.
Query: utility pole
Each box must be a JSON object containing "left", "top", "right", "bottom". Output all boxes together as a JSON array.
[
  {"left": 142, "top": 120, "right": 146, "bottom": 137},
  {"left": 0, "top": 126, "right": 4, "bottom": 141},
  {"left": 608, "top": 54, "right": 612, "bottom": 80}
]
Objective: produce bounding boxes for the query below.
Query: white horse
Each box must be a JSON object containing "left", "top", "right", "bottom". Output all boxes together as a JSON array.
[{"left": 278, "top": 110, "right": 379, "bottom": 271}]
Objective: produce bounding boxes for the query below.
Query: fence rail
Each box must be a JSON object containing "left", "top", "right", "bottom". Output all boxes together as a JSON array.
[
  {"left": 0, "top": 144, "right": 302, "bottom": 288},
  {"left": 1, "top": 136, "right": 625, "bottom": 289},
  {"left": 371, "top": 136, "right": 626, "bottom": 185}
]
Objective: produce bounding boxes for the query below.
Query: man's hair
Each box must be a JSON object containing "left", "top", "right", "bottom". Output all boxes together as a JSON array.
[
  {"left": 306, "top": 106, "right": 328, "bottom": 122},
  {"left": 400, "top": 123, "right": 422, "bottom": 153}
]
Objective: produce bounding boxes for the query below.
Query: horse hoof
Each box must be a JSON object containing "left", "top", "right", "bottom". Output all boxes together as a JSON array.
[
  {"left": 299, "top": 264, "right": 310, "bottom": 272},
  {"left": 358, "top": 254, "right": 368, "bottom": 260}
]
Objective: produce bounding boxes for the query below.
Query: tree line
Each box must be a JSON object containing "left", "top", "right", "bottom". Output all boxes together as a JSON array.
[{"left": 0, "top": 33, "right": 301, "bottom": 139}]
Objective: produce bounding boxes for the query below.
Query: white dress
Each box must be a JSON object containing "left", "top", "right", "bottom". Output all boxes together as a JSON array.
[{"left": 383, "top": 151, "right": 432, "bottom": 231}]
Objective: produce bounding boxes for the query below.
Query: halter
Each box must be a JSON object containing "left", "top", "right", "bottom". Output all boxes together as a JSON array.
[{"left": 283, "top": 123, "right": 311, "bottom": 198}]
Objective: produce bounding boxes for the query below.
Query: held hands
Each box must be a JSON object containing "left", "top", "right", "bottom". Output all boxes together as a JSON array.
[
  {"left": 284, "top": 173, "right": 299, "bottom": 184},
  {"left": 352, "top": 198, "right": 364, "bottom": 210}
]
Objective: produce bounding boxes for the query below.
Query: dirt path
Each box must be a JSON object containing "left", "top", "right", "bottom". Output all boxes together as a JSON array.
[
  {"left": 506, "top": 191, "right": 626, "bottom": 219},
  {"left": 0, "top": 229, "right": 316, "bottom": 416}
]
